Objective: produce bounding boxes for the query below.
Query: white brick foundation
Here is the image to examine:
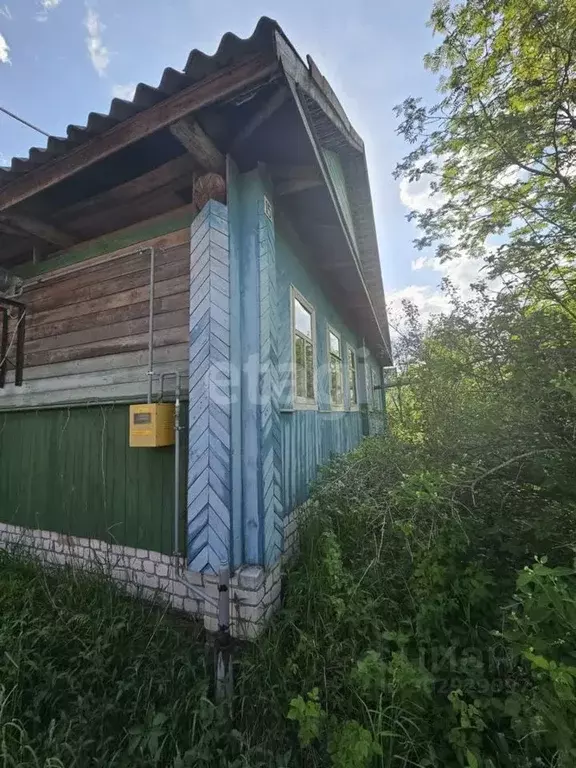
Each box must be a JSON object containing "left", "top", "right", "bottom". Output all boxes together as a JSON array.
[{"left": 0, "top": 506, "right": 307, "bottom": 639}]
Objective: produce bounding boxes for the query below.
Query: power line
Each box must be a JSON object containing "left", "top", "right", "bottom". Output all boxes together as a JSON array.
[{"left": 0, "top": 105, "right": 50, "bottom": 139}]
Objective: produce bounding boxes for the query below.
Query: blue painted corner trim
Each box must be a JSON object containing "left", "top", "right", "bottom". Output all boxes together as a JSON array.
[
  {"left": 258, "top": 200, "right": 283, "bottom": 566},
  {"left": 187, "top": 200, "right": 232, "bottom": 574}
]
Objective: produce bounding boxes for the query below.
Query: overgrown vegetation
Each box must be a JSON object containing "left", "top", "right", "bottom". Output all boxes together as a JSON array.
[
  {"left": 0, "top": 556, "right": 228, "bottom": 767},
  {"left": 3, "top": 0, "right": 576, "bottom": 766}
]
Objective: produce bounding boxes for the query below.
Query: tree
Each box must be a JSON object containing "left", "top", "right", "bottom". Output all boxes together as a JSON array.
[{"left": 395, "top": 0, "right": 576, "bottom": 315}]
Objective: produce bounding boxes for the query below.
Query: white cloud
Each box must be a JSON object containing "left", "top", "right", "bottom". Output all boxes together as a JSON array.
[
  {"left": 388, "top": 284, "right": 451, "bottom": 328},
  {"left": 494, "top": 165, "right": 520, "bottom": 188},
  {"left": 35, "top": 0, "right": 60, "bottom": 21},
  {"left": 0, "top": 32, "right": 9, "bottom": 63},
  {"left": 399, "top": 159, "right": 447, "bottom": 215},
  {"left": 412, "top": 252, "right": 489, "bottom": 299},
  {"left": 396, "top": 156, "right": 499, "bottom": 327},
  {"left": 84, "top": 7, "right": 109, "bottom": 76},
  {"left": 399, "top": 174, "right": 445, "bottom": 214},
  {"left": 112, "top": 83, "right": 136, "bottom": 101},
  {"left": 0, "top": 5, "right": 11, "bottom": 20},
  {"left": 388, "top": 249, "right": 501, "bottom": 338}
]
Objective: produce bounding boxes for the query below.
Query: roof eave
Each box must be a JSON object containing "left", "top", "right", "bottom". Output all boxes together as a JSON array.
[{"left": 274, "top": 31, "right": 391, "bottom": 364}]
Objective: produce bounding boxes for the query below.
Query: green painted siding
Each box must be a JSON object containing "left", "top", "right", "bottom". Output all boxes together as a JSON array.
[
  {"left": 281, "top": 410, "right": 363, "bottom": 510},
  {"left": 15, "top": 210, "right": 193, "bottom": 279},
  {"left": 276, "top": 221, "right": 364, "bottom": 412},
  {"left": 275, "top": 215, "right": 369, "bottom": 512},
  {"left": 0, "top": 405, "right": 187, "bottom": 554}
]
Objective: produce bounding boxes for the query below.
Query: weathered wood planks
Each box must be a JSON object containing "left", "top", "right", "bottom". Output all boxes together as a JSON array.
[{"left": 0, "top": 228, "right": 191, "bottom": 409}]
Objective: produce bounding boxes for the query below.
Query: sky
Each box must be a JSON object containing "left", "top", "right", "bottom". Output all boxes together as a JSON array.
[{"left": 0, "top": 0, "right": 466, "bottom": 322}]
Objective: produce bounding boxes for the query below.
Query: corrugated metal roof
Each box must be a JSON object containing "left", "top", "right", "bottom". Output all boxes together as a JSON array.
[
  {"left": 0, "top": 16, "right": 279, "bottom": 188},
  {"left": 0, "top": 15, "right": 391, "bottom": 361}
]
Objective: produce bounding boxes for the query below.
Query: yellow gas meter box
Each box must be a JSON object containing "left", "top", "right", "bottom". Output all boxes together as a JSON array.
[{"left": 129, "top": 403, "right": 175, "bottom": 448}]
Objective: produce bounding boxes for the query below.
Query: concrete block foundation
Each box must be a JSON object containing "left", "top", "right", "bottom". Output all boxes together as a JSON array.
[{"left": 0, "top": 506, "right": 308, "bottom": 638}]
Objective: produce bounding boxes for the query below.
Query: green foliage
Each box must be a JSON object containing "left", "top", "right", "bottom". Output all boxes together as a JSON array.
[
  {"left": 505, "top": 560, "right": 576, "bottom": 764},
  {"left": 287, "top": 688, "right": 381, "bottom": 768},
  {"left": 395, "top": 0, "right": 576, "bottom": 360},
  {"left": 287, "top": 689, "right": 324, "bottom": 747},
  {"left": 0, "top": 555, "right": 245, "bottom": 768},
  {"left": 327, "top": 721, "right": 381, "bottom": 768}
]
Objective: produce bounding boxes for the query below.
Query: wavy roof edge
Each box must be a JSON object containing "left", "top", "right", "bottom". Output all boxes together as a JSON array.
[
  {"left": 0, "top": 16, "right": 281, "bottom": 184},
  {"left": 0, "top": 16, "right": 391, "bottom": 363}
]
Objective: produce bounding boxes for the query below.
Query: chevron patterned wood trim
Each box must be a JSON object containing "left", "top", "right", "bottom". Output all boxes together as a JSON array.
[
  {"left": 187, "top": 200, "right": 231, "bottom": 573},
  {"left": 258, "top": 199, "right": 283, "bottom": 566}
]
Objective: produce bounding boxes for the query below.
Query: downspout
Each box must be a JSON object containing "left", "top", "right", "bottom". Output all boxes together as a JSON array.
[
  {"left": 174, "top": 374, "right": 181, "bottom": 564},
  {"left": 159, "top": 371, "right": 182, "bottom": 569},
  {"left": 215, "top": 562, "right": 233, "bottom": 704},
  {"left": 143, "top": 247, "right": 156, "bottom": 404}
]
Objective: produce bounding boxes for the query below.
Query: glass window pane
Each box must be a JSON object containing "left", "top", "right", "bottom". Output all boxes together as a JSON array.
[
  {"left": 305, "top": 341, "right": 315, "bottom": 400},
  {"left": 348, "top": 349, "right": 357, "bottom": 405},
  {"left": 350, "top": 375, "right": 357, "bottom": 405},
  {"left": 330, "top": 356, "right": 343, "bottom": 405},
  {"left": 294, "top": 298, "right": 312, "bottom": 339},
  {"left": 329, "top": 331, "right": 341, "bottom": 357},
  {"left": 295, "top": 335, "right": 306, "bottom": 398},
  {"left": 348, "top": 347, "right": 356, "bottom": 373}
]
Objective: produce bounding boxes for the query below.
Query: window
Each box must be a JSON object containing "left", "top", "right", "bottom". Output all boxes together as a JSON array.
[
  {"left": 347, "top": 346, "right": 358, "bottom": 408},
  {"left": 328, "top": 328, "right": 344, "bottom": 407},
  {"left": 292, "top": 290, "right": 316, "bottom": 405}
]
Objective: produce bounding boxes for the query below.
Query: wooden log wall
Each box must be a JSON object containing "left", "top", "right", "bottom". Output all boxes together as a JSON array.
[{"left": 0, "top": 228, "right": 190, "bottom": 409}]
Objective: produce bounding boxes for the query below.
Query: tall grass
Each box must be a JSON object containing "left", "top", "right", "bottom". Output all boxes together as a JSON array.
[
  {"left": 2, "top": 434, "right": 576, "bottom": 767},
  {"left": 0, "top": 552, "right": 226, "bottom": 767}
]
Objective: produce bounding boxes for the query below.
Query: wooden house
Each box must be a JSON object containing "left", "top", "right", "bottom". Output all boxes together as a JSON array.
[{"left": 0, "top": 18, "right": 391, "bottom": 635}]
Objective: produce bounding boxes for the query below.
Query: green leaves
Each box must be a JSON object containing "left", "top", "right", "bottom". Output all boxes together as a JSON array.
[
  {"left": 287, "top": 690, "right": 381, "bottom": 768},
  {"left": 287, "top": 689, "right": 324, "bottom": 748},
  {"left": 396, "top": 0, "right": 576, "bottom": 319},
  {"left": 327, "top": 721, "right": 382, "bottom": 768}
]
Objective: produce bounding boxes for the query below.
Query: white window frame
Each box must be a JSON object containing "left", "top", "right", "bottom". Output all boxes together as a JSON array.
[
  {"left": 291, "top": 286, "right": 317, "bottom": 409},
  {"left": 327, "top": 325, "right": 344, "bottom": 410},
  {"left": 346, "top": 344, "right": 359, "bottom": 411}
]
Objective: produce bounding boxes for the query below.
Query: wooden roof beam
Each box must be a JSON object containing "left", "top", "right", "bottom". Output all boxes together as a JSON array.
[
  {"left": 53, "top": 153, "right": 198, "bottom": 223},
  {"left": 0, "top": 53, "right": 277, "bottom": 213},
  {"left": 169, "top": 117, "right": 225, "bottom": 173},
  {"left": 276, "top": 178, "right": 323, "bottom": 196},
  {"left": 0, "top": 220, "right": 24, "bottom": 237},
  {"left": 0, "top": 213, "right": 76, "bottom": 248},
  {"left": 232, "top": 85, "right": 289, "bottom": 150},
  {"left": 269, "top": 163, "right": 321, "bottom": 181},
  {"left": 272, "top": 163, "right": 323, "bottom": 195}
]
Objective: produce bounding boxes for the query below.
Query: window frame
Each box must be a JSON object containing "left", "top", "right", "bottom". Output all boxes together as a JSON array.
[
  {"left": 370, "top": 365, "right": 381, "bottom": 412},
  {"left": 346, "top": 344, "right": 359, "bottom": 411},
  {"left": 327, "top": 325, "right": 344, "bottom": 410},
  {"left": 291, "top": 286, "right": 317, "bottom": 409}
]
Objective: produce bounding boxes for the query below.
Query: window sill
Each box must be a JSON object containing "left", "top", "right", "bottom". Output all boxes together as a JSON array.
[{"left": 293, "top": 400, "right": 318, "bottom": 411}]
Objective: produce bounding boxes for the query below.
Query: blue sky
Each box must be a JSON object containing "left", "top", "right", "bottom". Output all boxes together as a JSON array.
[{"left": 0, "top": 0, "right": 462, "bottom": 319}]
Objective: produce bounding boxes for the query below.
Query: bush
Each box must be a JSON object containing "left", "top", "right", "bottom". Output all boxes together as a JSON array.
[{"left": 235, "top": 434, "right": 576, "bottom": 767}]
